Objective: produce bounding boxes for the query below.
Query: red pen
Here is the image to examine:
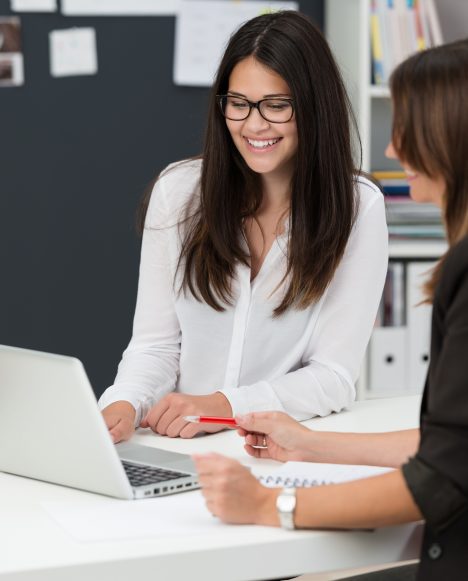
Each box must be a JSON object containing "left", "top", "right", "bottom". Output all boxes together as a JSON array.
[{"left": 183, "top": 415, "right": 238, "bottom": 427}]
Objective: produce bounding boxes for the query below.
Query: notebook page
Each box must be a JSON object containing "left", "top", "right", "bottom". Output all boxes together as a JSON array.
[{"left": 258, "top": 462, "right": 394, "bottom": 488}]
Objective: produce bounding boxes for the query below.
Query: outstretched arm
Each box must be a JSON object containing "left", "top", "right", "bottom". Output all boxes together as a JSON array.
[
  {"left": 193, "top": 453, "right": 422, "bottom": 528},
  {"left": 236, "top": 411, "right": 419, "bottom": 468}
]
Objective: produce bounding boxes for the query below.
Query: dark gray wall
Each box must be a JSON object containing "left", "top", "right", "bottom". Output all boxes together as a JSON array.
[{"left": 0, "top": 1, "right": 323, "bottom": 396}]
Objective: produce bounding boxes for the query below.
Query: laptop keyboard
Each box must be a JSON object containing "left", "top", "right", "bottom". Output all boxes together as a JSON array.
[{"left": 122, "top": 460, "right": 190, "bottom": 488}]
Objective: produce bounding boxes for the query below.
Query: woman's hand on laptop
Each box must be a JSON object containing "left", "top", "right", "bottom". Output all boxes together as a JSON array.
[
  {"left": 101, "top": 401, "right": 137, "bottom": 443},
  {"left": 140, "top": 392, "right": 232, "bottom": 438}
]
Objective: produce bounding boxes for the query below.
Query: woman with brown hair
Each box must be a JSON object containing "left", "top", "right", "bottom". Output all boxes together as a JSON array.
[
  {"left": 194, "top": 39, "right": 468, "bottom": 580},
  {"left": 98, "top": 11, "right": 387, "bottom": 442}
]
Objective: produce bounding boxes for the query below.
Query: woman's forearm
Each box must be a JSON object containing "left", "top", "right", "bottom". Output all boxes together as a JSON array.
[
  {"left": 301, "top": 428, "right": 420, "bottom": 468},
  {"left": 296, "top": 469, "right": 422, "bottom": 529},
  {"left": 257, "top": 469, "right": 422, "bottom": 529}
]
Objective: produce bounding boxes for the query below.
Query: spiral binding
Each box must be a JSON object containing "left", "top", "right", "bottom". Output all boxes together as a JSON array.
[{"left": 258, "top": 475, "right": 328, "bottom": 488}]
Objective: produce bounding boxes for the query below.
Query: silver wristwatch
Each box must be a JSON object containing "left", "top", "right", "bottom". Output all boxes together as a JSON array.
[{"left": 276, "top": 487, "right": 296, "bottom": 530}]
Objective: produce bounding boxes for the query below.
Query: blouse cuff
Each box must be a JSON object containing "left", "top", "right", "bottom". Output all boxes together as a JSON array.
[
  {"left": 402, "top": 455, "right": 468, "bottom": 534},
  {"left": 218, "top": 382, "right": 284, "bottom": 417},
  {"left": 98, "top": 388, "right": 145, "bottom": 427}
]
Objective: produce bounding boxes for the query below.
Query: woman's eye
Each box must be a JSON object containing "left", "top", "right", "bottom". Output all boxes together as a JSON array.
[
  {"left": 230, "top": 101, "right": 248, "bottom": 109},
  {"left": 266, "top": 102, "right": 288, "bottom": 111}
]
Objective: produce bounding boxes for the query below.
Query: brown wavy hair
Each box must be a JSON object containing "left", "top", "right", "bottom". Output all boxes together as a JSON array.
[
  {"left": 390, "top": 39, "right": 468, "bottom": 302},
  {"left": 141, "top": 11, "right": 360, "bottom": 316}
]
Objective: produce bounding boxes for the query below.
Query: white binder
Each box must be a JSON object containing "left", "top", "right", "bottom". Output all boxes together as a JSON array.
[
  {"left": 406, "top": 262, "right": 435, "bottom": 392},
  {"left": 368, "top": 326, "right": 407, "bottom": 393}
]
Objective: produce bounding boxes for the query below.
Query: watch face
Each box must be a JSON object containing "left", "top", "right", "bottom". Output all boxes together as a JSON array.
[
  {"left": 278, "top": 494, "right": 296, "bottom": 513},
  {"left": 276, "top": 488, "right": 296, "bottom": 530}
]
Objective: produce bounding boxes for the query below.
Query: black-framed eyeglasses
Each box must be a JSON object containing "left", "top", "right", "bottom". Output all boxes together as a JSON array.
[{"left": 217, "top": 94, "right": 294, "bottom": 123}]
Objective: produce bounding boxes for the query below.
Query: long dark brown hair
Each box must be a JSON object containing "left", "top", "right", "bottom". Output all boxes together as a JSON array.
[
  {"left": 390, "top": 39, "right": 468, "bottom": 301},
  {"left": 141, "top": 11, "right": 360, "bottom": 316}
]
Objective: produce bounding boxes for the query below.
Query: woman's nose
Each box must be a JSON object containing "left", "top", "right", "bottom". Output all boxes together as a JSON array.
[{"left": 244, "top": 106, "right": 270, "bottom": 132}]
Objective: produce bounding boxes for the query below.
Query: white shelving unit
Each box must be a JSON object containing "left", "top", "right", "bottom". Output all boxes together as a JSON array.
[
  {"left": 356, "top": 240, "right": 447, "bottom": 401},
  {"left": 325, "top": 0, "right": 448, "bottom": 399},
  {"left": 324, "top": 0, "right": 467, "bottom": 171},
  {"left": 325, "top": 0, "right": 399, "bottom": 172}
]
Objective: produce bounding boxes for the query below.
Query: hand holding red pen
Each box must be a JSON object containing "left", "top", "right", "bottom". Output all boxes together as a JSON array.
[
  {"left": 187, "top": 411, "right": 314, "bottom": 462},
  {"left": 235, "top": 411, "right": 314, "bottom": 463}
]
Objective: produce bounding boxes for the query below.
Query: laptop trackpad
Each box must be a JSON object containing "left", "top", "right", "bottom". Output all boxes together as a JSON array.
[{"left": 116, "top": 441, "right": 196, "bottom": 474}]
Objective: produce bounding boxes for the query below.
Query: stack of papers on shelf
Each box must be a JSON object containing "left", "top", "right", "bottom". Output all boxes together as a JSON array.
[
  {"left": 386, "top": 199, "right": 444, "bottom": 240},
  {"left": 373, "top": 170, "right": 444, "bottom": 240},
  {"left": 387, "top": 224, "right": 445, "bottom": 240},
  {"left": 373, "top": 170, "right": 409, "bottom": 197},
  {"left": 385, "top": 199, "right": 442, "bottom": 224}
]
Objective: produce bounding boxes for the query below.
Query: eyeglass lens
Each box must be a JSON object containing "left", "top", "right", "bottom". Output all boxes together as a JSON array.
[{"left": 221, "top": 96, "right": 293, "bottom": 123}]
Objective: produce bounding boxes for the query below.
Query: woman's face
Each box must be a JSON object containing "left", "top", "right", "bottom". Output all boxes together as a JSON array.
[
  {"left": 385, "top": 141, "right": 446, "bottom": 207},
  {"left": 225, "top": 56, "right": 298, "bottom": 185}
]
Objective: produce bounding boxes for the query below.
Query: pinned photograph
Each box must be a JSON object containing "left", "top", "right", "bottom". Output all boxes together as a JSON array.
[
  {"left": 49, "top": 27, "right": 98, "bottom": 77},
  {"left": 0, "top": 17, "right": 24, "bottom": 86}
]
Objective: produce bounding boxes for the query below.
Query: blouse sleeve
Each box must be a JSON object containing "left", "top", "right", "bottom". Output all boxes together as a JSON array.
[
  {"left": 219, "top": 191, "right": 389, "bottom": 418},
  {"left": 98, "top": 176, "right": 181, "bottom": 425},
  {"left": 402, "top": 245, "right": 468, "bottom": 533}
]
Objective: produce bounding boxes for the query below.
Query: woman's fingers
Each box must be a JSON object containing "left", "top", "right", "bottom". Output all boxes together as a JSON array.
[
  {"left": 109, "top": 417, "right": 134, "bottom": 443},
  {"left": 245, "top": 433, "right": 268, "bottom": 447}
]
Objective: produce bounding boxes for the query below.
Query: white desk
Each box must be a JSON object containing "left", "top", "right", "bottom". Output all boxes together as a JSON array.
[{"left": 0, "top": 396, "right": 422, "bottom": 581}]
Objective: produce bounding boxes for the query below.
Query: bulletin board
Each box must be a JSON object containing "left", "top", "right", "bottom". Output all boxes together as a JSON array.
[{"left": 0, "top": 0, "right": 323, "bottom": 396}]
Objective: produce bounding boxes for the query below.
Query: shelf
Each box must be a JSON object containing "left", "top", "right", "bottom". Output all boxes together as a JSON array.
[
  {"left": 326, "top": 0, "right": 450, "bottom": 400},
  {"left": 369, "top": 85, "right": 391, "bottom": 99},
  {"left": 389, "top": 239, "right": 447, "bottom": 259}
]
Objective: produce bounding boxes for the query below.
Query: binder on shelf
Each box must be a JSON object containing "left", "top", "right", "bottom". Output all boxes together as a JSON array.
[
  {"left": 370, "top": 0, "right": 385, "bottom": 85},
  {"left": 424, "top": 0, "right": 443, "bottom": 46},
  {"left": 406, "top": 261, "right": 435, "bottom": 391},
  {"left": 390, "top": 262, "right": 405, "bottom": 326},
  {"left": 369, "top": 261, "right": 406, "bottom": 393},
  {"left": 381, "top": 261, "right": 405, "bottom": 326},
  {"left": 368, "top": 326, "right": 407, "bottom": 393}
]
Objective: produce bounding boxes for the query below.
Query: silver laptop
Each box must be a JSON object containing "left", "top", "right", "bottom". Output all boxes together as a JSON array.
[{"left": 0, "top": 345, "right": 199, "bottom": 499}]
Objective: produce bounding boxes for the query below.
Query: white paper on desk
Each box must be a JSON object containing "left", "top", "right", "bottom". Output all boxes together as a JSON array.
[
  {"left": 42, "top": 491, "right": 255, "bottom": 542},
  {"left": 174, "top": 0, "right": 298, "bottom": 87},
  {"left": 61, "top": 0, "right": 179, "bottom": 16},
  {"left": 258, "top": 462, "right": 394, "bottom": 488},
  {"left": 11, "top": 0, "right": 56, "bottom": 11},
  {"left": 49, "top": 28, "right": 98, "bottom": 78}
]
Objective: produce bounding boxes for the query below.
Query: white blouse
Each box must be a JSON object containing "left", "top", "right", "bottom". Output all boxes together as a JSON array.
[{"left": 99, "top": 159, "right": 388, "bottom": 425}]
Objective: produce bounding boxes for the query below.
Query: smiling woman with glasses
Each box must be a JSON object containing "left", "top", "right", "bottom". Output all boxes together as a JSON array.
[{"left": 98, "top": 11, "right": 388, "bottom": 443}]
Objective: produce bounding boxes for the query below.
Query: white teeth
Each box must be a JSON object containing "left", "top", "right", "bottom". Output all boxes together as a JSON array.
[{"left": 247, "top": 138, "right": 280, "bottom": 148}]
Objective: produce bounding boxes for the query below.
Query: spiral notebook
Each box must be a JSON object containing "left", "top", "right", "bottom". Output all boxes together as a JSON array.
[{"left": 258, "top": 461, "right": 394, "bottom": 488}]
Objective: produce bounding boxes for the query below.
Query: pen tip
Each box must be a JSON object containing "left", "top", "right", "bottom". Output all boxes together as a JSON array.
[{"left": 183, "top": 415, "right": 198, "bottom": 422}]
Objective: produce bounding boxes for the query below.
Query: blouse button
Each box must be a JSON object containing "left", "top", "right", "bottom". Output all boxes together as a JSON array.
[{"left": 428, "top": 543, "right": 443, "bottom": 560}]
